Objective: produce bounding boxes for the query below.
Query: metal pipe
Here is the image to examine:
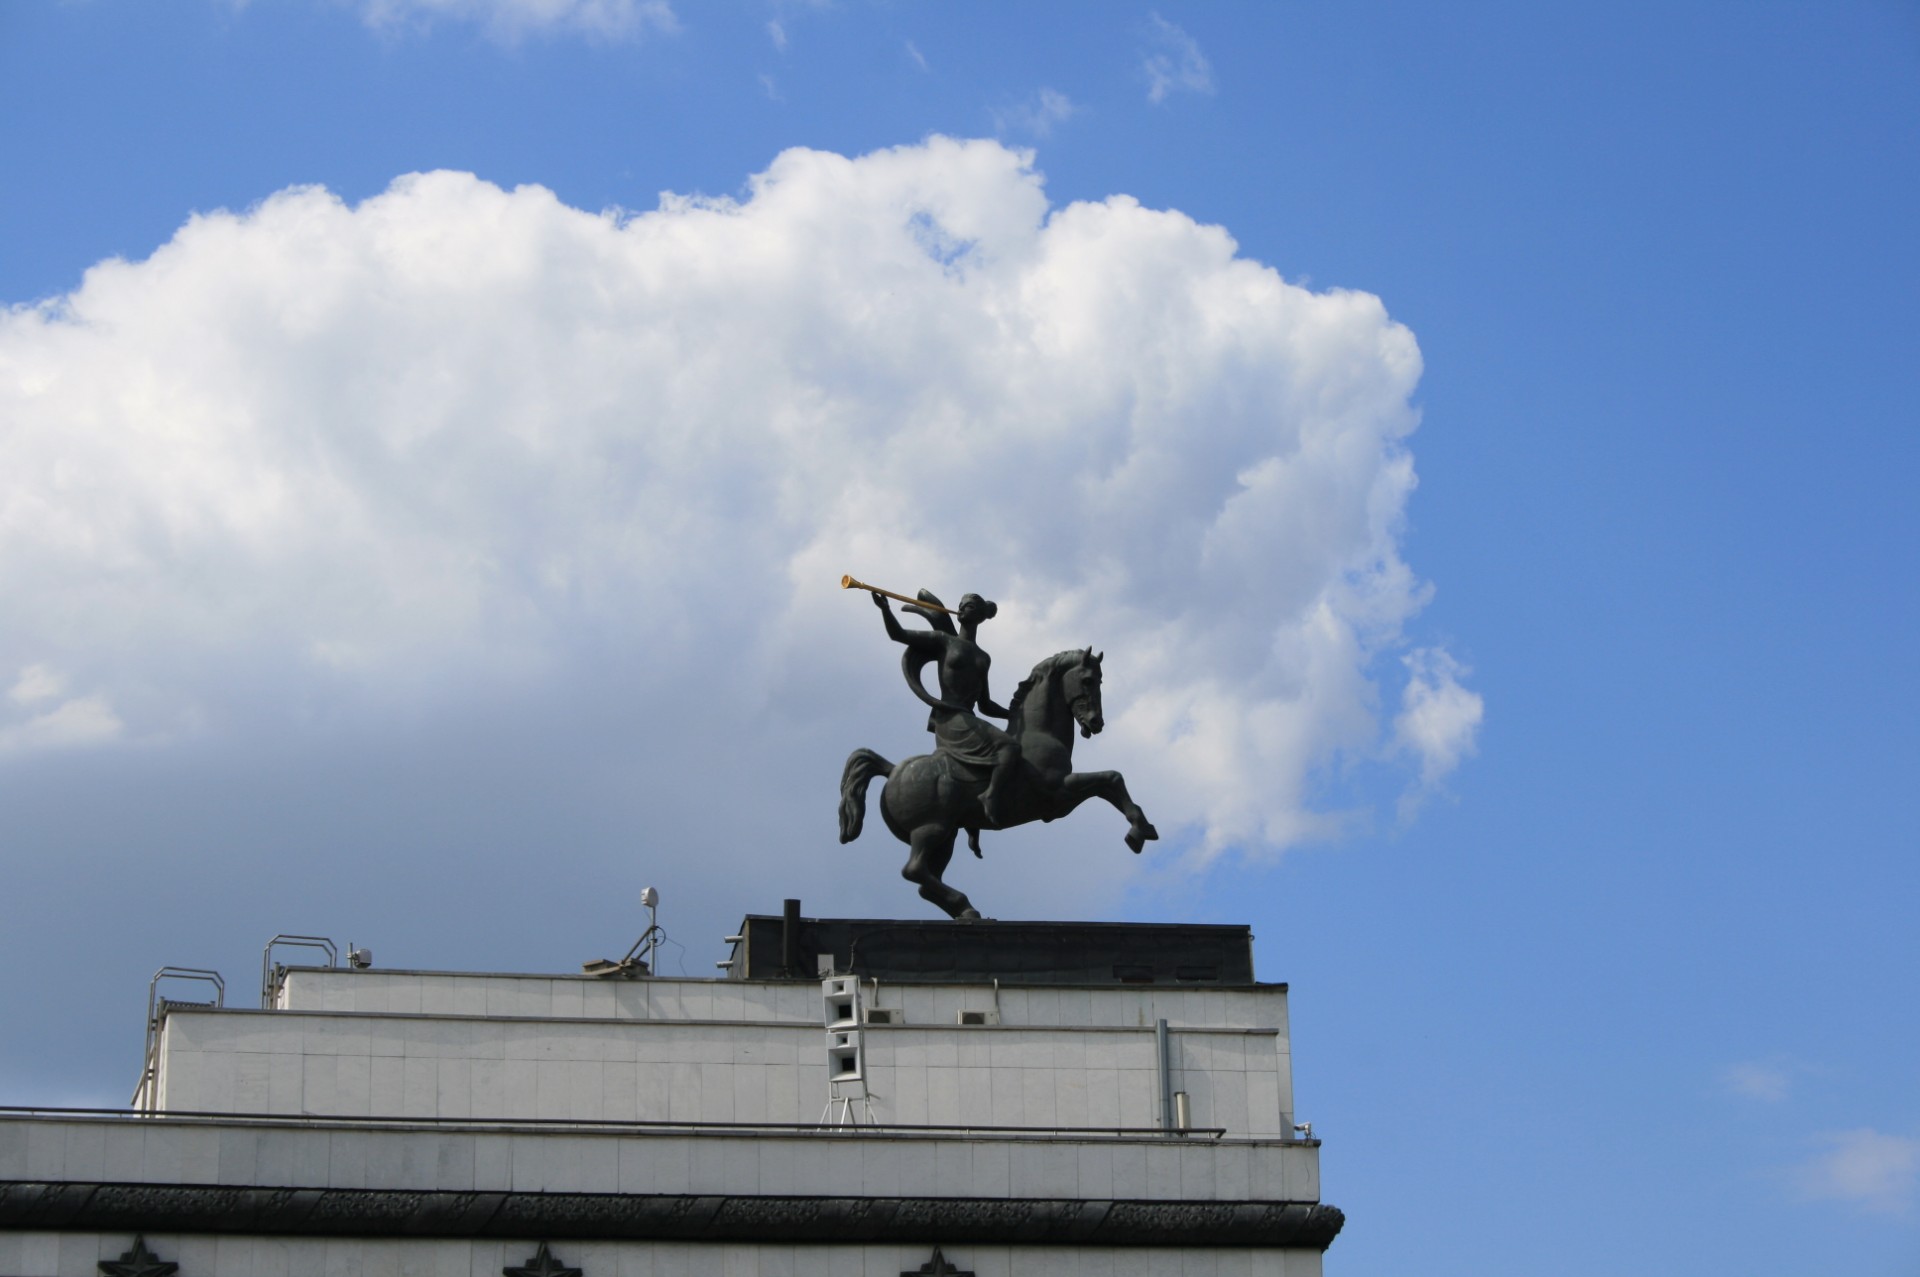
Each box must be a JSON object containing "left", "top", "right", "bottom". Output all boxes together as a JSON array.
[
  {"left": 1174, "top": 1091, "right": 1191, "bottom": 1133},
  {"left": 1156, "top": 1018, "right": 1173, "bottom": 1132},
  {"left": 782, "top": 898, "right": 801, "bottom": 977}
]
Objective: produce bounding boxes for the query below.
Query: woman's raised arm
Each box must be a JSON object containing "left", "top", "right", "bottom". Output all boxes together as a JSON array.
[{"left": 874, "top": 592, "right": 943, "bottom": 652}]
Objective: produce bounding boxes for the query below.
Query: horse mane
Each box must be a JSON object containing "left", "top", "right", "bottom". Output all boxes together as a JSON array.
[{"left": 1006, "top": 649, "right": 1088, "bottom": 735}]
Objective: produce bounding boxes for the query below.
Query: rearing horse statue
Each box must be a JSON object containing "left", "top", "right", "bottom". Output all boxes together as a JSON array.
[{"left": 838, "top": 587, "right": 1158, "bottom": 919}]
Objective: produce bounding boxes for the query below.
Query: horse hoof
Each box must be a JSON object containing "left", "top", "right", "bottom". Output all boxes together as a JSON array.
[
  {"left": 1125, "top": 823, "right": 1158, "bottom": 853},
  {"left": 957, "top": 909, "right": 984, "bottom": 921}
]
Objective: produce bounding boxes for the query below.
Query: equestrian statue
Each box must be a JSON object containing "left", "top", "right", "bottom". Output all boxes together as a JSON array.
[{"left": 837, "top": 575, "right": 1158, "bottom": 919}]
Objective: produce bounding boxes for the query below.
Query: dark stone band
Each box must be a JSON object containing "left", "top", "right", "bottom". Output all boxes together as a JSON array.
[{"left": 0, "top": 1181, "right": 1343, "bottom": 1250}]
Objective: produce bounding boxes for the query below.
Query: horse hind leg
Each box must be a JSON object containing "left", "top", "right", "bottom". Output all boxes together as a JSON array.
[{"left": 902, "top": 825, "right": 980, "bottom": 920}]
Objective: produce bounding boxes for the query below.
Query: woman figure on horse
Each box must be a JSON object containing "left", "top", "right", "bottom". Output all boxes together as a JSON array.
[{"left": 871, "top": 589, "right": 1021, "bottom": 825}]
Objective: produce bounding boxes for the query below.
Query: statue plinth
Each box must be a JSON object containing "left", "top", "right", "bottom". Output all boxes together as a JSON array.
[{"left": 721, "top": 909, "right": 1259, "bottom": 985}]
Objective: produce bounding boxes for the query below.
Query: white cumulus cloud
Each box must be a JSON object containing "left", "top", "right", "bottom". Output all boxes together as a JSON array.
[
  {"left": 1395, "top": 647, "right": 1483, "bottom": 790},
  {"left": 9, "top": 663, "right": 67, "bottom": 706},
  {"left": 0, "top": 665, "right": 123, "bottom": 754},
  {"left": 993, "top": 88, "right": 1079, "bottom": 140},
  {"left": 1720, "top": 1059, "right": 1795, "bottom": 1103},
  {"left": 353, "top": 0, "right": 678, "bottom": 42},
  {"left": 1142, "top": 13, "right": 1214, "bottom": 104},
  {"left": 0, "top": 138, "right": 1467, "bottom": 909},
  {"left": 1797, "top": 1129, "right": 1919, "bottom": 1215}
]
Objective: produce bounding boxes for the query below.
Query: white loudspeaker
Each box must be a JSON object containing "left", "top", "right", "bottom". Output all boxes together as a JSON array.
[
  {"left": 822, "top": 975, "right": 864, "bottom": 1084},
  {"left": 822, "top": 976, "right": 860, "bottom": 1029}
]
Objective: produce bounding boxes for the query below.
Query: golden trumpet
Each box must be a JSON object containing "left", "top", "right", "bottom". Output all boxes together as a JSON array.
[{"left": 841, "top": 574, "right": 960, "bottom": 615}]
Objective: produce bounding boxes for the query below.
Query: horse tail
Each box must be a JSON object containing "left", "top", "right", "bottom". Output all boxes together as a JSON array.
[{"left": 839, "top": 748, "right": 894, "bottom": 844}]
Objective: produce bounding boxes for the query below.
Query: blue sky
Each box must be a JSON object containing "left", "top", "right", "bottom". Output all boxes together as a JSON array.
[{"left": 2, "top": 3, "right": 1916, "bottom": 1274}]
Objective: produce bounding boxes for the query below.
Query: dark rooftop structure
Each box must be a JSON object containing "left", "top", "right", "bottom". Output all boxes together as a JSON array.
[{"left": 723, "top": 905, "right": 1260, "bottom": 986}]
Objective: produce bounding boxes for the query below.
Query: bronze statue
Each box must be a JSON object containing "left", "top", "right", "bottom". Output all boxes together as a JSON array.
[{"left": 839, "top": 579, "right": 1158, "bottom": 920}]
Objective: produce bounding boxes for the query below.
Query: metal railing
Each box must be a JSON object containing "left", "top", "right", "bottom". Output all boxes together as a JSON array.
[
  {"left": 260, "top": 935, "right": 338, "bottom": 1008},
  {"left": 130, "top": 968, "right": 224, "bottom": 1113},
  {"left": 1, "top": 1104, "right": 1242, "bottom": 1141}
]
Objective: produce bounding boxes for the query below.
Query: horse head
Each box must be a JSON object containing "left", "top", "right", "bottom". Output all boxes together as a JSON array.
[
  {"left": 1063, "top": 647, "right": 1105, "bottom": 739},
  {"left": 1009, "top": 647, "right": 1106, "bottom": 741}
]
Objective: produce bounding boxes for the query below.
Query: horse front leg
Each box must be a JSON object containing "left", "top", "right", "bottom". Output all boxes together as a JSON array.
[
  {"left": 902, "top": 825, "right": 981, "bottom": 919},
  {"left": 1061, "top": 770, "right": 1160, "bottom": 853}
]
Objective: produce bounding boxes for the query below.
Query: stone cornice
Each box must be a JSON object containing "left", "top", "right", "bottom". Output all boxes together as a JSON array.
[{"left": 0, "top": 1181, "right": 1343, "bottom": 1251}]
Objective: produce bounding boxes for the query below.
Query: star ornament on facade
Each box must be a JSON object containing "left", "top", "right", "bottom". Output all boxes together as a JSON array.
[
  {"left": 503, "top": 1241, "right": 583, "bottom": 1277},
  {"left": 98, "top": 1236, "right": 179, "bottom": 1277},
  {"left": 902, "top": 1246, "right": 974, "bottom": 1277}
]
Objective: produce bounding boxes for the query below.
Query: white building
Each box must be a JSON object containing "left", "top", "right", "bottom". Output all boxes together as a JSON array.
[{"left": 0, "top": 910, "right": 1341, "bottom": 1275}]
